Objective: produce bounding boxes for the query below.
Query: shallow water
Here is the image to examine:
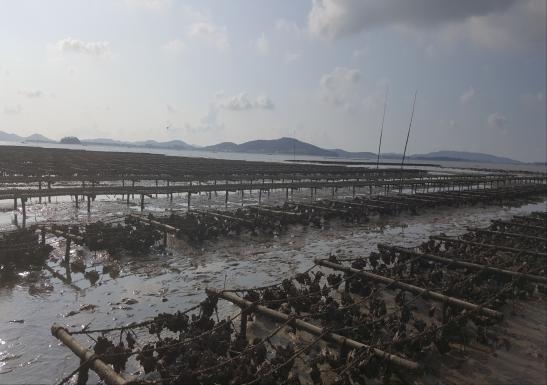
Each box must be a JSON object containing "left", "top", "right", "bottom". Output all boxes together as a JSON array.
[{"left": 0, "top": 193, "right": 545, "bottom": 384}]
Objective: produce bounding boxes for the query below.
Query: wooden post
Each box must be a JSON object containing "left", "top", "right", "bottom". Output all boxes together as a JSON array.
[
  {"left": 38, "top": 181, "right": 42, "bottom": 203},
  {"left": 21, "top": 197, "right": 26, "bottom": 227},
  {"left": 51, "top": 324, "right": 127, "bottom": 385},
  {"left": 87, "top": 195, "right": 91, "bottom": 213},
  {"left": 225, "top": 190, "right": 229, "bottom": 209},
  {"left": 41, "top": 230, "right": 46, "bottom": 245},
  {"left": 65, "top": 238, "right": 71, "bottom": 265},
  {"left": 75, "top": 195, "right": 79, "bottom": 209},
  {"left": 48, "top": 181, "right": 51, "bottom": 203},
  {"left": 140, "top": 194, "right": 145, "bottom": 211},
  {"left": 13, "top": 197, "right": 17, "bottom": 210},
  {"left": 187, "top": 192, "right": 191, "bottom": 212},
  {"left": 258, "top": 189, "right": 262, "bottom": 205}
]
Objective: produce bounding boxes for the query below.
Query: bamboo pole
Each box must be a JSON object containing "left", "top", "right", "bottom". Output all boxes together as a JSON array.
[
  {"left": 492, "top": 220, "right": 546, "bottom": 231},
  {"left": 377, "top": 244, "right": 547, "bottom": 285},
  {"left": 315, "top": 259, "right": 503, "bottom": 319},
  {"left": 51, "top": 324, "right": 127, "bottom": 385},
  {"left": 430, "top": 236, "right": 547, "bottom": 258},
  {"left": 287, "top": 202, "right": 350, "bottom": 214},
  {"left": 128, "top": 214, "right": 178, "bottom": 234},
  {"left": 206, "top": 288, "right": 420, "bottom": 372},
  {"left": 466, "top": 227, "right": 547, "bottom": 243}
]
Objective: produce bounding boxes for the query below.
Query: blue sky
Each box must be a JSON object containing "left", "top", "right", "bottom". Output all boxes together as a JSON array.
[{"left": 0, "top": 0, "right": 545, "bottom": 161}]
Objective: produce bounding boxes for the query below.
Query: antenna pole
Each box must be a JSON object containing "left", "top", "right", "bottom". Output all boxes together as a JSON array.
[
  {"left": 376, "top": 87, "right": 388, "bottom": 169},
  {"left": 401, "top": 90, "right": 417, "bottom": 170}
]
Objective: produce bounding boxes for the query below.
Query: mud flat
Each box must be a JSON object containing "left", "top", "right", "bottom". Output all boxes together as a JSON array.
[{"left": 0, "top": 145, "right": 546, "bottom": 384}]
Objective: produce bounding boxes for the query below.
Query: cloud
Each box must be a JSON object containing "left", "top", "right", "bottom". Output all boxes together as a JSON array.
[
  {"left": 19, "top": 89, "right": 44, "bottom": 99},
  {"left": 520, "top": 92, "right": 545, "bottom": 108},
  {"left": 185, "top": 103, "right": 224, "bottom": 134},
  {"left": 255, "top": 33, "right": 269, "bottom": 55},
  {"left": 460, "top": 86, "right": 475, "bottom": 103},
  {"left": 56, "top": 38, "right": 111, "bottom": 56},
  {"left": 284, "top": 51, "right": 302, "bottom": 64},
  {"left": 319, "top": 67, "right": 360, "bottom": 110},
  {"left": 162, "top": 39, "right": 185, "bottom": 53},
  {"left": 487, "top": 112, "right": 507, "bottom": 130},
  {"left": 125, "top": 0, "right": 171, "bottom": 11},
  {"left": 187, "top": 21, "right": 230, "bottom": 51},
  {"left": 217, "top": 92, "right": 275, "bottom": 111},
  {"left": 275, "top": 18, "right": 305, "bottom": 38},
  {"left": 166, "top": 104, "right": 178, "bottom": 113},
  {"left": 307, "top": 0, "right": 544, "bottom": 50},
  {"left": 308, "top": 0, "right": 514, "bottom": 39},
  {"left": 4, "top": 104, "right": 22, "bottom": 115}
]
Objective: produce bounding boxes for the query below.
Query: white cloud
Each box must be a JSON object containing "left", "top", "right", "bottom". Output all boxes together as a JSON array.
[
  {"left": 217, "top": 92, "right": 275, "bottom": 111},
  {"left": 19, "top": 89, "right": 44, "bottom": 99},
  {"left": 319, "top": 67, "right": 361, "bottom": 110},
  {"left": 187, "top": 21, "right": 230, "bottom": 51},
  {"left": 4, "top": 104, "right": 22, "bottom": 115},
  {"left": 487, "top": 112, "right": 507, "bottom": 130},
  {"left": 162, "top": 39, "right": 185, "bottom": 53},
  {"left": 460, "top": 86, "right": 475, "bottom": 103},
  {"left": 284, "top": 51, "right": 302, "bottom": 64},
  {"left": 275, "top": 18, "right": 304, "bottom": 38},
  {"left": 520, "top": 92, "right": 545, "bottom": 108},
  {"left": 56, "top": 38, "right": 111, "bottom": 56},
  {"left": 125, "top": 0, "right": 171, "bottom": 11},
  {"left": 255, "top": 33, "right": 269, "bottom": 55}
]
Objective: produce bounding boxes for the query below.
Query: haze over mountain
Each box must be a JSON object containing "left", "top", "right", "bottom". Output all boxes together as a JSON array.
[{"left": 0, "top": 129, "right": 527, "bottom": 164}]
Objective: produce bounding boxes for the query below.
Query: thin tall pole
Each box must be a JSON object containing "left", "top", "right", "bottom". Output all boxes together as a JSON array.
[
  {"left": 401, "top": 90, "right": 418, "bottom": 169},
  {"left": 376, "top": 87, "right": 389, "bottom": 169}
]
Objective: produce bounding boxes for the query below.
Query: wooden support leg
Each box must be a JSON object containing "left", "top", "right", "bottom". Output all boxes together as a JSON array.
[
  {"left": 240, "top": 309, "right": 248, "bottom": 338},
  {"left": 13, "top": 198, "right": 17, "bottom": 210},
  {"left": 41, "top": 230, "right": 46, "bottom": 245},
  {"left": 65, "top": 239, "right": 71, "bottom": 265},
  {"left": 39, "top": 181, "right": 42, "bottom": 203},
  {"left": 87, "top": 196, "right": 91, "bottom": 213},
  {"left": 187, "top": 192, "right": 191, "bottom": 212},
  {"left": 21, "top": 197, "right": 26, "bottom": 227},
  {"left": 140, "top": 194, "right": 145, "bottom": 211},
  {"left": 258, "top": 189, "right": 262, "bottom": 205},
  {"left": 48, "top": 181, "right": 51, "bottom": 203},
  {"left": 75, "top": 195, "right": 79, "bottom": 209}
]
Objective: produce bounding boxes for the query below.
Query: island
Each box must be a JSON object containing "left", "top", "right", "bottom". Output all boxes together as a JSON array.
[{"left": 60, "top": 136, "right": 81, "bottom": 145}]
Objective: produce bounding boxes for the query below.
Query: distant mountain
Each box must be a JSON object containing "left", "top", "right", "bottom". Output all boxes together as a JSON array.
[
  {"left": 204, "top": 137, "right": 337, "bottom": 157},
  {"left": 81, "top": 138, "right": 129, "bottom": 146},
  {"left": 0, "top": 130, "right": 54, "bottom": 143},
  {"left": 0, "top": 130, "right": 24, "bottom": 142},
  {"left": 26, "top": 133, "right": 55, "bottom": 143},
  {"left": 328, "top": 148, "right": 376, "bottom": 159},
  {"left": 0, "top": 129, "right": 527, "bottom": 164},
  {"left": 409, "top": 150, "right": 520, "bottom": 164},
  {"left": 133, "top": 139, "right": 194, "bottom": 150},
  {"left": 205, "top": 142, "right": 240, "bottom": 152}
]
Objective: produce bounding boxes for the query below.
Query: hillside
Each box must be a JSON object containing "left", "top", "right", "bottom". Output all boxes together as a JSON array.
[{"left": 204, "top": 137, "right": 337, "bottom": 157}]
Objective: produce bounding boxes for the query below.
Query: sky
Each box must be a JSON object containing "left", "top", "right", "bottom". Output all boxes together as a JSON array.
[{"left": 0, "top": 0, "right": 545, "bottom": 162}]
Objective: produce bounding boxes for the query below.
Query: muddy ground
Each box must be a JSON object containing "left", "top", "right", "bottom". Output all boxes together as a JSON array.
[{"left": 0, "top": 189, "right": 545, "bottom": 384}]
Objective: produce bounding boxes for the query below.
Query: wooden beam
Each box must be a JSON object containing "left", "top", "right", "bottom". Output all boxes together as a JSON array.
[
  {"left": 315, "top": 259, "right": 503, "bottom": 319},
  {"left": 207, "top": 288, "right": 420, "bottom": 372},
  {"left": 377, "top": 244, "right": 547, "bottom": 285}
]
